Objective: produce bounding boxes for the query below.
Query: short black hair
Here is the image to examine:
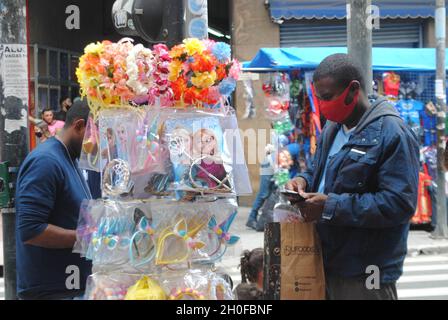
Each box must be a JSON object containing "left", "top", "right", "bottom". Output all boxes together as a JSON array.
[
  {"left": 64, "top": 98, "right": 89, "bottom": 128},
  {"left": 60, "top": 96, "right": 71, "bottom": 105},
  {"left": 41, "top": 108, "right": 53, "bottom": 115},
  {"left": 313, "top": 53, "right": 365, "bottom": 91}
]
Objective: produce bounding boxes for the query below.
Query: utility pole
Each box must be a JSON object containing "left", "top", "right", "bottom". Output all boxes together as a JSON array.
[
  {"left": 347, "top": 0, "right": 373, "bottom": 94},
  {"left": 0, "top": 0, "right": 29, "bottom": 299},
  {"left": 433, "top": 0, "right": 448, "bottom": 238}
]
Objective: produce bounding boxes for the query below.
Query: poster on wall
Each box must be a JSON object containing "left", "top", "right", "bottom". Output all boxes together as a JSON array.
[{"left": 0, "top": 43, "right": 29, "bottom": 133}]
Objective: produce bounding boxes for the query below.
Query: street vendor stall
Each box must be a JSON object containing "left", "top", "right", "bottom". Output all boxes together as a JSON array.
[{"left": 71, "top": 38, "right": 252, "bottom": 300}]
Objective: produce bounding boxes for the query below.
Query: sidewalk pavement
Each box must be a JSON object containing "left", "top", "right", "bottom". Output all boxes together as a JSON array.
[{"left": 219, "top": 207, "right": 448, "bottom": 285}]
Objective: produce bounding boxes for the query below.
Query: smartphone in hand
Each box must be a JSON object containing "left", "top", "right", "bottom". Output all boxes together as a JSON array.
[{"left": 281, "top": 190, "right": 306, "bottom": 202}]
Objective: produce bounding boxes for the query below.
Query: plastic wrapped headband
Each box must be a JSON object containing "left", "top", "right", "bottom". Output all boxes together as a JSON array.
[
  {"left": 102, "top": 159, "right": 133, "bottom": 197},
  {"left": 129, "top": 216, "right": 156, "bottom": 267},
  {"left": 155, "top": 211, "right": 209, "bottom": 266}
]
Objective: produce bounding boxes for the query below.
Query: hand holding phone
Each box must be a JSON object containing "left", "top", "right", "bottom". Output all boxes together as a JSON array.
[{"left": 281, "top": 190, "right": 306, "bottom": 202}]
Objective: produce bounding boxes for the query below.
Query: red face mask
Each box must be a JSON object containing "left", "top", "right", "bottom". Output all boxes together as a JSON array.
[{"left": 316, "top": 81, "right": 359, "bottom": 123}]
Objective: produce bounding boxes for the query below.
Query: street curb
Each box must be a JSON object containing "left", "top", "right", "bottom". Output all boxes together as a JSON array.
[{"left": 407, "top": 245, "right": 448, "bottom": 256}]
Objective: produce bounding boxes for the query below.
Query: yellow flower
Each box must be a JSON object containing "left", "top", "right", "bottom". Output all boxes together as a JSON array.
[
  {"left": 183, "top": 38, "right": 205, "bottom": 56},
  {"left": 84, "top": 42, "right": 103, "bottom": 55},
  {"left": 191, "top": 71, "right": 217, "bottom": 89},
  {"left": 168, "top": 60, "right": 183, "bottom": 81}
]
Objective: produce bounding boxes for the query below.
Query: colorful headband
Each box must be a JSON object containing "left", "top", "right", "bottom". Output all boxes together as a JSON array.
[
  {"left": 169, "top": 288, "right": 205, "bottom": 300},
  {"left": 90, "top": 216, "right": 133, "bottom": 252},
  {"left": 129, "top": 216, "right": 156, "bottom": 267},
  {"left": 209, "top": 211, "right": 239, "bottom": 246},
  {"left": 201, "top": 211, "right": 239, "bottom": 263},
  {"left": 155, "top": 213, "right": 208, "bottom": 265}
]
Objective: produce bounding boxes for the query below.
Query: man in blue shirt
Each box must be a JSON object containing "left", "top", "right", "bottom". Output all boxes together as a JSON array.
[
  {"left": 286, "top": 54, "right": 419, "bottom": 300},
  {"left": 15, "top": 99, "right": 92, "bottom": 299}
]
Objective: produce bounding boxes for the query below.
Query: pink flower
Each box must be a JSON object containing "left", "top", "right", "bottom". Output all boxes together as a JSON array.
[{"left": 229, "top": 60, "right": 241, "bottom": 80}]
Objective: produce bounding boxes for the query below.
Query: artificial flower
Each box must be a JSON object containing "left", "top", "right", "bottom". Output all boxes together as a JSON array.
[
  {"left": 168, "top": 60, "right": 183, "bottom": 82},
  {"left": 212, "top": 42, "right": 231, "bottom": 63},
  {"left": 191, "top": 71, "right": 217, "bottom": 89},
  {"left": 218, "top": 78, "right": 236, "bottom": 96},
  {"left": 183, "top": 38, "right": 205, "bottom": 56}
]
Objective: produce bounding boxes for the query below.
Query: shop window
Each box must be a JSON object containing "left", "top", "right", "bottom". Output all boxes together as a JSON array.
[
  {"left": 60, "top": 52, "right": 69, "bottom": 80},
  {"left": 49, "top": 88, "right": 59, "bottom": 111},
  {"left": 49, "top": 51, "right": 58, "bottom": 80},
  {"left": 38, "top": 86, "right": 48, "bottom": 112},
  {"left": 38, "top": 49, "right": 47, "bottom": 78}
]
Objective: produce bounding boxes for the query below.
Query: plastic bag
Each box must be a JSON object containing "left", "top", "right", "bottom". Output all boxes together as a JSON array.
[
  {"left": 79, "top": 114, "right": 101, "bottom": 172},
  {"left": 262, "top": 72, "right": 291, "bottom": 120},
  {"left": 74, "top": 199, "right": 155, "bottom": 270},
  {"left": 84, "top": 272, "right": 140, "bottom": 300},
  {"left": 159, "top": 107, "right": 252, "bottom": 199},
  {"left": 160, "top": 268, "right": 234, "bottom": 300},
  {"left": 124, "top": 275, "right": 167, "bottom": 300},
  {"left": 97, "top": 108, "right": 167, "bottom": 199}
]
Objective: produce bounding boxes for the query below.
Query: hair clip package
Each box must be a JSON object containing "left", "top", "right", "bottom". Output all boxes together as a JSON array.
[
  {"left": 84, "top": 269, "right": 234, "bottom": 300},
  {"left": 74, "top": 199, "right": 156, "bottom": 271},
  {"left": 160, "top": 268, "right": 234, "bottom": 300},
  {"left": 84, "top": 272, "right": 142, "bottom": 300},
  {"left": 159, "top": 108, "right": 252, "bottom": 199}
]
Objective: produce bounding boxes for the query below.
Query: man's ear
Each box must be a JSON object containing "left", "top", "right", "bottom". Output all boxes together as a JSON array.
[
  {"left": 73, "top": 118, "right": 86, "bottom": 132},
  {"left": 345, "top": 81, "right": 361, "bottom": 105}
]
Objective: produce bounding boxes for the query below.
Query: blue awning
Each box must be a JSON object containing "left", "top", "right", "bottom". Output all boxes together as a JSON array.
[
  {"left": 244, "top": 47, "right": 448, "bottom": 72},
  {"left": 270, "top": 0, "right": 438, "bottom": 20}
]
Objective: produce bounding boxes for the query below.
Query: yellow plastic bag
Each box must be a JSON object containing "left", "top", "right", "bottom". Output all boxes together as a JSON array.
[{"left": 124, "top": 276, "right": 167, "bottom": 300}]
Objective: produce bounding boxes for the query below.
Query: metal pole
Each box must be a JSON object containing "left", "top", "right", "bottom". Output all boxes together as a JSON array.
[
  {"left": 433, "top": 0, "right": 448, "bottom": 239},
  {"left": 0, "top": 0, "right": 30, "bottom": 299},
  {"left": 347, "top": 0, "right": 373, "bottom": 94}
]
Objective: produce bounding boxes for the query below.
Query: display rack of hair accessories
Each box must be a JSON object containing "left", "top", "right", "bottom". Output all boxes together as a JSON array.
[{"left": 73, "top": 38, "right": 252, "bottom": 300}]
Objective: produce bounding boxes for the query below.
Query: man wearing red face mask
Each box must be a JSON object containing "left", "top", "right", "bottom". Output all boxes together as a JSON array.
[{"left": 286, "top": 54, "right": 419, "bottom": 300}]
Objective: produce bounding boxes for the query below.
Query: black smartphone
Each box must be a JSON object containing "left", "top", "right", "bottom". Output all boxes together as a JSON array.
[{"left": 281, "top": 190, "right": 306, "bottom": 202}]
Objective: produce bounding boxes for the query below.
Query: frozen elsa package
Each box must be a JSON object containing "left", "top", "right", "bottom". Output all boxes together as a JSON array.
[
  {"left": 160, "top": 108, "right": 252, "bottom": 199},
  {"left": 97, "top": 108, "right": 169, "bottom": 199}
]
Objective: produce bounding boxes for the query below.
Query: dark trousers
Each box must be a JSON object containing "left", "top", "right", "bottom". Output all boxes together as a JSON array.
[{"left": 326, "top": 276, "right": 398, "bottom": 300}]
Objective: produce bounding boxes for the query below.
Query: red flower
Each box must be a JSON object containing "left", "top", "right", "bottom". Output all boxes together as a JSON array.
[
  {"left": 216, "top": 64, "right": 227, "bottom": 81},
  {"left": 190, "top": 53, "right": 217, "bottom": 73},
  {"left": 172, "top": 78, "right": 186, "bottom": 101}
]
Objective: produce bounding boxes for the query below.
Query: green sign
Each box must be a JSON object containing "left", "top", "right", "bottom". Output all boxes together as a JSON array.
[{"left": 0, "top": 161, "right": 11, "bottom": 208}]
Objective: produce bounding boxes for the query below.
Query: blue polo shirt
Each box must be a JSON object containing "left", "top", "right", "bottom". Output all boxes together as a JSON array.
[
  {"left": 318, "top": 125, "right": 355, "bottom": 194},
  {"left": 15, "top": 138, "right": 92, "bottom": 299}
]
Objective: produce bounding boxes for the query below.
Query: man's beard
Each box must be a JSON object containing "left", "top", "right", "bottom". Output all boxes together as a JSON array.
[{"left": 66, "top": 138, "right": 82, "bottom": 159}]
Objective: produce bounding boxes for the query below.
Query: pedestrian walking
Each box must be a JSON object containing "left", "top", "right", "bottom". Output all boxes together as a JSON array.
[{"left": 246, "top": 145, "right": 276, "bottom": 230}]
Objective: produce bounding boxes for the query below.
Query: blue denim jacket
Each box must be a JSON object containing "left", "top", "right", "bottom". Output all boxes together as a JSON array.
[{"left": 299, "top": 98, "right": 419, "bottom": 283}]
